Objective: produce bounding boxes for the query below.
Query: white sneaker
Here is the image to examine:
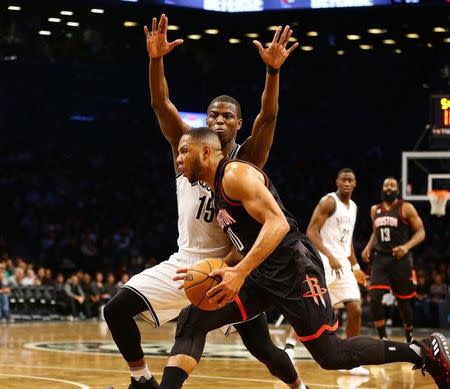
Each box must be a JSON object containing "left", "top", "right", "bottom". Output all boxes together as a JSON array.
[
  {"left": 284, "top": 345, "right": 295, "bottom": 361},
  {"left": 339, "top": 366, "right": 370, "bottom": 376}
]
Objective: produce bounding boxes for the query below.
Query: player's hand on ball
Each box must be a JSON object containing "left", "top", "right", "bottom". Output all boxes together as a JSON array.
[
  {"left": 174, "top": 268, "right": 189, "bottom": 289},
  {"left": 206, "top": 267, "right": 245, "bottom": 308}
]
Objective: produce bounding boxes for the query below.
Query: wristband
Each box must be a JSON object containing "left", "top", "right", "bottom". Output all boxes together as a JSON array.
[
  {"left": 267, "top": 65, "right": 280, "bottom": 75},
  {"left": 352, "top": 264, "right": 361, "bottom": 271}
]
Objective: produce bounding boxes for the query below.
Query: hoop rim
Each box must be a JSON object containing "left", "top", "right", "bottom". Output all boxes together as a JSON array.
[{"left": 427, "top": 190, "right": 450, "bottom": 200}]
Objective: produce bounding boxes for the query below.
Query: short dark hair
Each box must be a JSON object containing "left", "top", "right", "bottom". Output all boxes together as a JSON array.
[
  {"left": 337, "top": 168, "right": 355, "bottom": 178},
  {"left": 207, "top": 95, "right": 242, "bottom": 118},
  {"left": 187, "top": 127, "right": 221, "bottom": 145}
]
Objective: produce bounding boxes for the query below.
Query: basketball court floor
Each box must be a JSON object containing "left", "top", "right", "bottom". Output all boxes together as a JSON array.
[{"left": 0, "top": 320, "right": 444, "bottom": 388}]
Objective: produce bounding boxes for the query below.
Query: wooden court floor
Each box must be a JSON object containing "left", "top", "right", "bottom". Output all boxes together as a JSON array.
[{"left": 0, "top": 320, "right": 442, "bottom": 388}]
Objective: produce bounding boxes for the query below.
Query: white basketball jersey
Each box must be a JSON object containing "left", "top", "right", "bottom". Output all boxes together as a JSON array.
[
  {"left": 175, "top": 144, "right": 241, "bottom": 258},
  {"left": 320, "top": 192, "right": 357, "bottom": 259}
]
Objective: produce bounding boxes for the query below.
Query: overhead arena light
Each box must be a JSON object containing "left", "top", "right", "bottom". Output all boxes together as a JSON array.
[
  {"left": 91, "top": 9, "right": 104, "bottom": 14},
  {"left": 267, "top": 26, "right": 278, "bottom": 31},
  {"left": 167, "top": 25, "right": 180, "bottom": 31},
  {"left": 368, "top": 28, "right": 387, "bottom": 34},
  {"left": 301, "top": 46, "right": 314, "bottom": 51},
  {"left": 307, "top": 31, "right": 318, "bottom": 37},
  {"left": 8, "top": 5, "right": 21, "bottom": 11},
  {"left": 359, "top": 44, "right": 374, "bottom": 50},
  {"left": 406, "top": 33, "right": 419, "bottom": 39},
  {"left": 48, "top": 18, "right": 61, "bottom": 23},
  {"left": 229, "top": 38, "right": 241, "bottom": 44},
  {"left": 394, "top": 48, "right": 402, "bottom": 54},
  {"left": 444, "top": 38, "right": 450, "bottom": 43},
  {"left": 346, "top": 34, "right": 361, "bottom": 40},
  {"left": 289, "top": 37, "right": 298, "bottom": 42},
  {"left": 60, "top": 11, "right": 73, "bottom": 16},
  {"left": 39, "top": 30, "right": 51, "bottom": 36},
  {"left": 245, "top": 33, "right": 259, "bottom": 38},
  {"left": 67, "top": 22, "right": 79, "bottom": 27},
  {"left": 433, "top": 27, "right": 449, "bottom": 33},
  {"left": 204, "top": 29, "right": 219, "bottom": 35},
  {"left": 383, "top": 39, "right": 396, "bottom": 45},
  {"left": 337, "top": 50, "right": 344, "bottom": 55},
  {"left": 123, "top": 21, "right": 137, "bottom": 27},
  {"left": 187, "top": 34, "right": 201, "bottom": 40}
]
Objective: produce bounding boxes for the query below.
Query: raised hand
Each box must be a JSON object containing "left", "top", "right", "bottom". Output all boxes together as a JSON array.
[
  {"left": 253, "top": 25, "right": 299, "bottom": 70},
  {"left": 144, "top": 14, "right": 183, "bottom": 59}
]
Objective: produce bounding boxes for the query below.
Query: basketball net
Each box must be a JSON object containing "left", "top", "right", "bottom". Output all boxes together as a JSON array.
[{"left": 427, "top": 190, "right": 450, "bottom": 216}]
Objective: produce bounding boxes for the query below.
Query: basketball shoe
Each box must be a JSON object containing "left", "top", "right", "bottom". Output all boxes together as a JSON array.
[
  {"left": 128, "top": 376, "right": 160, "bottom": 389},
  {"left": 413, "top": 332, "right": 450, "bottom": 389}
]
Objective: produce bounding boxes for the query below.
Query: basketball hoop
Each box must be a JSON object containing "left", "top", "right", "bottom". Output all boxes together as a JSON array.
[{"left": 427, "top": 190, "right": 450, "bottom": 216}]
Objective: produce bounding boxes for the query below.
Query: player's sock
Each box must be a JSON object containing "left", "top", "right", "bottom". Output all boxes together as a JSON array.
[
  {"left": 130, "top": 363, "right": 152, "bottom": 382},
  {"left": 160, "top": 366, "right": 188, "bottom": 389},
  {"left": 405, "top": 326, "right": 414, "bottom": 343},
  {"left": 383, "top": 340, "right": 422, "bottom": 365},
  {"left": 295, "top": 382, "right": 308, "bottom": 389},
  {"left": 376, "top": 325, "right": 387, "bottom": 340}
]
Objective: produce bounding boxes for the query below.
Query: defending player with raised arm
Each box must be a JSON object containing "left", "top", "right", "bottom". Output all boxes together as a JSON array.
[
  {"left": 159, "top": 128, "right": 449, "bottom": 389},
  {"left": 145, "top": 13, "right": 298, "bottom": 170},
  {"left": 103, "top": 14, "right": 301, "bottom": 389},
  {"left": 362, "top": 177, "right": 425, "bottom": 344}
]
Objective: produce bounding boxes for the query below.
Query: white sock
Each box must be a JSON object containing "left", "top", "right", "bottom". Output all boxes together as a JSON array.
[
  {"left": 130, "top": 363, "right": 152, "bottom": 381},
  {"left": 286, "top": 337, "right": 297, "bottom": 347},
  {"left": 295, "top": 383, "right": 307, "bottom": 389},
  {"left": 409, "top": 343, "right": 422, "bottom": 358}
]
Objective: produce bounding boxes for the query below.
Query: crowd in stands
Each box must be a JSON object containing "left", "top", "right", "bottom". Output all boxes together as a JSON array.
[
  {"left": 0, "top": 3, "right": 449, "bottom": 328},
  {"left": 0, "top": 148, "right": 449, "bottom": 327}
]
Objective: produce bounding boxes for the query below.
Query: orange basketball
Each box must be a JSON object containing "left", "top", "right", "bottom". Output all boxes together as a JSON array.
[{"left": 184, "top": 258, "right": 228, "bottom": 311}]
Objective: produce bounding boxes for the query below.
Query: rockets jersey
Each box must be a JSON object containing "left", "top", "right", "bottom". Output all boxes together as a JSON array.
[
  {"left": 213, "top": 158, "right": 300, "bottom": 258},
  {"left": 175, "top": 144, "right": 241, "bottom": 258},
  {"left": 319, "top": 192, "right": 357, "bottom": 259},
  {"left": 373, "top": 200, "right": 410, "bottom": 254}
]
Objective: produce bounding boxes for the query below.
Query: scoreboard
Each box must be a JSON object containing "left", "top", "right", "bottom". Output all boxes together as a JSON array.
[
  {"left": 430, "top": 95, "right": 450, "bottom": 149},
  {"left": 148, "top": 0, "right": 441, "bottom": 11}
]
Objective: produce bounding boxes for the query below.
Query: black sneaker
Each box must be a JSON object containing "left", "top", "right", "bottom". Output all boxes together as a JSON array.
[
  {"left": 413, "top": 332, "right": 450, "bottom": 389},
  {"left": 128, "top": 376, "right": 160, "bottom": 389}
]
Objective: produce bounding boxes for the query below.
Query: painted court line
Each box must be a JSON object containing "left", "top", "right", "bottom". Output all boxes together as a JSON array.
[
  {"left": 0, "top": 364, "right": 377, "bottom": 388},
  {"left": 0, "top": 372, "right": 89, "bottom": 388}
]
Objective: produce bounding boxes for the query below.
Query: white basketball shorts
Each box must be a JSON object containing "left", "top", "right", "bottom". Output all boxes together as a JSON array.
[
  {"left": 122, "top": 252, "right": 242, "bottom": 335},
  {"left": 319, "top": 252, "right": 361, "bottom": 308}
]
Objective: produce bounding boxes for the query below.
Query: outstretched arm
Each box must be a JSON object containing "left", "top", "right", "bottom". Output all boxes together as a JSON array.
[
  {"left": 239, "top": 25, "right": 298, "bottom": 168},
  {"left": 207, "top": 163, "right": 290, "bottom": 305},
  {"left": 145, "top": 14, "right": 189, "bottom": 170}
]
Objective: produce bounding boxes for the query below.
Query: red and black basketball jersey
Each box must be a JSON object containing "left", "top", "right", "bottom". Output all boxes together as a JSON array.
[
  {"left": 373, "top": 200, "right": 410, "bottom": 254},
  {"left": 213, "top": 158, "right": 300, "bottom": 257}
]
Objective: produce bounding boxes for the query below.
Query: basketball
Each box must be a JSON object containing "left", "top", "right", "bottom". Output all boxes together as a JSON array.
[{"left": 184, "top": 258, "right": 229, "bottom": 311}]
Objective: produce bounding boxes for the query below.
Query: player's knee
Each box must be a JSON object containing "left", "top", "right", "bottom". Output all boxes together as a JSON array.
[
  {"left": 103, "top": 296, "right": 122, "bottom": 324},
  {"left": 347, "top": 302, "right": 362, "bottom": 318}
]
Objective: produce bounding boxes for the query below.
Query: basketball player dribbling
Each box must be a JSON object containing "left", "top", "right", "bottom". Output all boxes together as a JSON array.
[
  {"left": 158, "top": 128, "right": 450, "bottom": 389},
  {"left": 103, "top": 14, "right": 306, "bottom": 389}
]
